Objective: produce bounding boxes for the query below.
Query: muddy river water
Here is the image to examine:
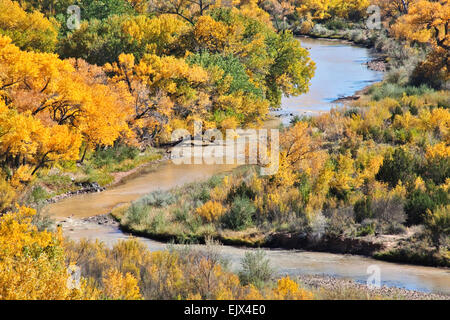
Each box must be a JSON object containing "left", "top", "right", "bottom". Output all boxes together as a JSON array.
[{"left": 46, "top": 38, "right": 449, "bottom": 295}]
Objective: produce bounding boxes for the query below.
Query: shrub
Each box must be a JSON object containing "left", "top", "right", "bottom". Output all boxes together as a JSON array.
[
  {"left": 273, "top": 276, "right": 313, "bottom": 300},
  {"left": 222, "top": 197, "right": 256, "bottom": 231},
  {"left": 195, "top": 187, "right": 211, "bottom": 203},
  {"left": 404, "top": 190, "right": 434, "bottom": 226},
  {"left": 372, "top": 196, "right": 406, "bottom": 225},
  {"left": 196, "top": 201, "right": 226, "bottom": 223},
  {"left": 325, "top": 207, "right": 356, "bottom": 237},
  {"left": 174, "top": 206, "right": 189, "bottom": 223},
  {"left": 354, "top": 198, "right": 373, "bottom": 223},
  {"left": 0, "top": 177, "right": 15, "bottom": 212},
  {"left": 299, "top": 20, "right": 314, "bottom": 34},
  {"left": 311, "top": 24, "right": 329, "bottom": 36},
  {"left": 238, "top": 250, "right": 273, "bottom": 289},
  {"left": 226, "top": 181, "right": 256, "bottom": 203},
  {"left": 31, "top": 205, "right": 55, "bottom": 231},
  {"left": 126, "top": 203, "right": 148, "bottom": 226},
  {"left": 84, "top": 169, "right": 114, "bottom": 186},
  {"left": 370, "top": 83, "right": 434, "bottom": 101},
  {"left": 422, "top": 157, "right": 450, "bottom": 185},
  {"left": 425, "top": 205, "right": 450, "bottom": 249},
  {"left": 30, "top": 185, "right": 50, "bottom": 203},
  {"left": 40, "top": 173, "right": 73, "bottom": 189},
  {"left": 385, "top": 222, "right": 407, "bottom": 235},
  {"left": 405, "top": 188, "right": 449, "bottom": 226},
  {"left": 148, "top": 212, "right": 167, "bottom": 233},
  {"left": 385, "top": 66, "right": 411, "bottom": 86},
  {"left": 356, "top": 220, "right": 376, "bottom": 237},
  {"left": 324, "top": 18, "right": 347, "bottom": 30},
  {"left": 138, "top": 190, "right": 177, "bottom": 208},
  {"left": 90, "top": 144, "right": 140, "bottom": 169},
  {"left": 376, "top": 148, "right": 417, "bottom": 188}
]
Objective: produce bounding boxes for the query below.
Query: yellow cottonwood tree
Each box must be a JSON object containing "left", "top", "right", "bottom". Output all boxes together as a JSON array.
[
  {"left": 0, "top": 0, "right": 58, "bottom": 52},
  {"left": 105, "top": 52, "right": 209, "bottom": 143},
  {"left": 102, "top": 268, "right": 142, "bottom": 300},
  {"left": 392, "top": 0, "right": 450, "bottom": 83},
  {"left": 0, "top": 206, "right": 72, "bottom": 299}
]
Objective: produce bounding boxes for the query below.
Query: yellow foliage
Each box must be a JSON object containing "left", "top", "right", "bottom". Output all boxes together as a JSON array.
[
  {"left": 272, "top": 276, "right": 314, "bottom": 300},
  {"left": 392, "top": 0, "right": 450, "bottom": 49},
  {"left": 0, "top": 0, "right": 58, "bottom": 52},
  {"left": 297, "top": 0, "right": 369, "bottom": 20},
  {"left": 102, "top": 268, "right": 142, "bottom": 300},
  {"left": 0, "top": 206, "right": 72, "bottom": 299},
  {"left": 196, "top": 201, "right": 227, "bottom": 222},
  {"left": 392, "top": 0, "right": 450, "bottom": 82},
  {"left": 330, "top": 152, "right": 358, "bottom": 194},
  {"left": 221, "top": 116, "right": 240, "bottom": 130},
  {"left": 414, "top": 176, "right": 427, "bottom": 192},
  {"left": 0, "top": 177, "right": 16, "bottom": 212},
  {"left": 10, "top": 165, "right": 33, "bottom": 188},
  {"left": 426, "top": 142, "right": 450, "bottom": 160}
]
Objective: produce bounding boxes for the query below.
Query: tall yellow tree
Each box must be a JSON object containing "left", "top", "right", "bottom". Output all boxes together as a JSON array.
[
  {"left": 0, "top": 0, "right": 58, "bottom": 52},
  {"left": 392, "top": 0, "right": 450, "bottom": 84}
]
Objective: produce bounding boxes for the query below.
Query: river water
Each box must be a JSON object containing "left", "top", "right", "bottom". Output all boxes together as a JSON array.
[
  {"left": 275, "top": 36, "right": 384, "bottom": 124},
  {"left": 46, "top": 38, "right": 449, "bottom": 295}
]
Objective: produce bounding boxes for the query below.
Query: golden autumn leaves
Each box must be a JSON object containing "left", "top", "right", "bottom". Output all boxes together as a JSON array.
[
  {"left": 0, "top": 36, "right": 131, "bottom": 174},
  {"left": 391, "top": 0, "right": 450, "bottom": 84},
  {"left": 0, "top": 205, "right": 315, "bottom": 300}
]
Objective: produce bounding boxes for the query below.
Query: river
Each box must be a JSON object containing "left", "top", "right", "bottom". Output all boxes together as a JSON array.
[
  {"left": 45, "top": 38, "right": 449, "bottom": 295},
  {"left": 275, "top": 36, "right": 384, "bottom": 124}
]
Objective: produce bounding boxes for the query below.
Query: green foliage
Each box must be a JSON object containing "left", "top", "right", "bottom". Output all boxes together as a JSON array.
[
  {"left": 136, "top": 190, "right": 177, "bottom": 208},
  {"left": 422, "top": 157, "right": 450, "bottom": 185},
  {"left": 369, "top": 83, "right": 434, "bottom": 101},
  {"left": 126, "top": 202, "right": 148, "bottom": 226},
  {"left": 82, "top": 169, "right": 114, "bottom": 186},
  {"left": 297, "top": 174, "right": 311, "bottom": 207},
  {"left": 425, "top": 205, "right": 450, "bottom": 249},
  {"left": 222, "top": 196, "right": 256, "bottom": 231},
  {"left": 30, "top": 185, "right": 50, "bottom": 203},
  {"left": 78, "top": 0, "right": 135, "bottom": 21},
  {"left": 354, "top": 197, "right": 373, "bottom": 223},
  {"left": 91, "top": 145, "right": 140, "bottom": 169},
  {"left": 323, "top": 18, "right": 349, "bottom": 30},
  {"left": 39, "top": 173, "right": 73, "bottom": 191},
  {"left": 58, "top": 15, "right": 138, "bottom": 65},
  {"left": 226, "top": 181, "right": 256, "bottom": 203},
  {"left": 238, "top": 250, "right": 273, "bottom": 289},
  {"left": 265, "top": 31, "right": 315, "bottom": 107},
  {"left": 187, "top": 51, "right": 263, "bottom": 97},
  {"left": 376, "top": 148, "right": 417, "bottom": 188},
  {"left": 356, "top": 221, "right": 376, "bottom": 237},
  {"left": 374, "top": 239, "right": 450, "bottom": 268},
  {"left": 148, "top": 211, "right": 168, "bottom": 233},
  {"left": 405, "top": 188, "right": 449, "bottom": 226}
]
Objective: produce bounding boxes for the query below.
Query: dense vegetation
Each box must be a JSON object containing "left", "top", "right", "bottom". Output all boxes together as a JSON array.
[
  {"left": 0, "top": 0, "right": 315, "bottom": 210},
  {"left": 112, "top": 0, "right": 449, "bottom": 267},
  {"left": 0, "top": 0, "right": 448, "bottom": 299},
  {"left": 0, "top": 206, "right": 319, "bottom": 299},
  {"left": 0, "top": 206, "right": 431, "bottom": 300},
  {"left": 116, "top": 86, "right": 449, "bottom": 266}
]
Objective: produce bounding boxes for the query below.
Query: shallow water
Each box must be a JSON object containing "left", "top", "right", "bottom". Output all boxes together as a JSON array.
[
  {"left": 47, "top": 161, "right": 236, "bottom": 218},
  {"left": 275, "top": 37, "right": 384, "bottom": 124},
  {"left": 47, "top": 37, "right": 383, "bottom": 219},
  {"left": 62, "top": 221, "right": 450, "bottom": 295},
  {"left": 47, "top": 38, "right": 449, "bottom": 295}
]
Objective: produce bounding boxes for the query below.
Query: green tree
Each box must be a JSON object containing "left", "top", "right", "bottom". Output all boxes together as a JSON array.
[{"left": 376, "top": 148, "right": 417, "bottom": 188}]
